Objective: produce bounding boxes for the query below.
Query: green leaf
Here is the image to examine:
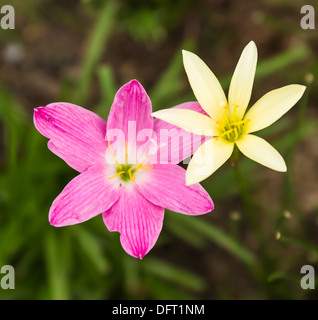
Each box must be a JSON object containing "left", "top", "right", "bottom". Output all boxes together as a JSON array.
[
  {"left": 95, "top": 64, "right": 117, "bottom": 118},
  {"left": 145, "top": 277, "right": 194, "bottom": 299},
  {"left": 72, "top": 1, "right": 118, "bottom": 105},
  {"left": 142, "top": 257, "right": 205, "bottom": 292},
  {"left": 168, "top": 214, "right": 256, "bottom": 267},
  {"left": 44, "top": 231, "right": 70, "bottom": 300},
  {"left": 150, "top": 39, "right": 195, "bottom": 109},
  {"left": 73, "top": 226, "right": 110, "bottom": 275}
]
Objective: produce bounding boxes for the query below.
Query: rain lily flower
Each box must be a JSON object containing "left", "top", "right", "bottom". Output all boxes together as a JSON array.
[
  {"left": 152, "top": 41, "right": 306, "bottom": 185},
  {"left": 34, "top": 80, "right": 213, "bottom": 259}
]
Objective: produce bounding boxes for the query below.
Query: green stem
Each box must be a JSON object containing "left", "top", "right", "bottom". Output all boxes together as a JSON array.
[
  {"left": 230, "top": 147, "right": 260, "bottom": 234},
  {"left": 231, "top": 148, "right": 252, "bottom": 210},
  {"left": 230, "top": 148, "right": 273, "bottom": 295}
]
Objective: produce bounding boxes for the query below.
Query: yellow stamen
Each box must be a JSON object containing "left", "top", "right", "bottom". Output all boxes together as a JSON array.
[
  {"left": 125, "top": 141, "right": 128, "bottom": 164},
  {"left": 229, "top": 119, "right": 250, "bottom": 126},
  {"left": 222, "top": 105, "right": 229, "bottom": 121},
  {"left": 133, "top": 159, "right": 153, "bottom": 174},
  {"left": 134, "top": 164, "right": 153, "bottom": 170},
  {"left": 216, "top": 105, "right": 231, "bottom": 128},
  {"left": 215, "top": 104, "right": 250, "bottom": 142},
  {"left": 108, "top": 171, "right": 125, "bottom": 180},
  {"left": 107, "top": 144, "right": 154, "bottom": 182},
  {"left": 231, "top": 105, "right": 239, "bottom": 122},
  {"left": 107, "top": 140, "right": 122, "bottom": 169},
  {"left": 215, "top": 128, "right": 234, "bottom": 140},
  {"left": 133, "top": 164, "right": 142, "bottom": 175},
  {"left": 128, "top": 169, "right": 135, "bottom": 182}
]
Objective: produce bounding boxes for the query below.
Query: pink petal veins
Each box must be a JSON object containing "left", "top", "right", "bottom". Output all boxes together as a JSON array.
[
  {"left": 49, "top": 165, "right": 121, "bottom": 227},
  {"left": 106, "top": 80, "right": 153, "bottom": 158},
  {"left": 102, "top": 189, "right": 164, "bottom": 259},
  {"left": 136, "top": 164, "right": 214, "bottom": 215},
  {"left": 34, "top": 102, "right": 107, "bottom": 173}
]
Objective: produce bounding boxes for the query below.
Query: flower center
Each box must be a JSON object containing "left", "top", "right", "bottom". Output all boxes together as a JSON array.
[
  {"left": 107, "top": 141, "right": 153, "bottom": 182},
  {"left": 215, "top": 105, "right": 250, "bottom": 142}
]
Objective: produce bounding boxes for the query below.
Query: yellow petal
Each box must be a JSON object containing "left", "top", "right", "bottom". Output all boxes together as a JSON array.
[
  {"left": 236, "top": 134, "right": 287, "bottom": 172},
  {"left": 182, "top": 50, "right": 227, "bottom": 122},
  {"left": 151, "top": 109, "right": 216, "bottom": 136},
  {"left": 228, "top": 41, "right": 258, "bottom": 119},
  {"left": 186, "top": 138, "right": 234, "bottom": 185},
  {"left": 244, "top": 84, "right": 306, "bottom": 133}
]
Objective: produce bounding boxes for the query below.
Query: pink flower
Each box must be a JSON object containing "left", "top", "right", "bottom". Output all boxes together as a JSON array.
[{"left": 34, "top": 80, "right": 214, "bottom": 259}]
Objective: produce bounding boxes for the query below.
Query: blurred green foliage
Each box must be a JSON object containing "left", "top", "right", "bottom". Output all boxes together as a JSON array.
[{"left": 0, "top": 0, "right": 318, "bottom": 299}]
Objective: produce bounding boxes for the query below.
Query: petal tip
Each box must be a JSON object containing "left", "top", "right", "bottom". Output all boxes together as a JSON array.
[
  {"left": 200, "top": 197, "right": 214, "bottom": 214},
  {"left": 182, "top": 49, "right": 190, "bottom": 55},
  {"left": 245, "top": 40, "right": 257, "bottom": 52},
  {"left": 33, "top": 106, "right": 44, "bottom": 116},
  {"left": 197, "top": 187, "right": 214, "bottom": 213},
  {"left": 33, "top": 107, "right": 46, "bottom": 130},
  {"left": 279, "top": 164, "right": 287, "bottom": 172},
  {"left": 182, "top": 49, "right": 194, "bottom": 61},
  {"left": 49, "top": 206, "right": 62, "bottom": 227},
  {"left": 118, "top": 79, "right": 145, "bottom": 96},
  {"left": 128, "top": 248, "right": 147, "bottom": 260},
  {"left": 292, "top": 84, "right": 307, "bottom": 95},
  {"left": 182, "top": 49, "right": 196, "bottom": 62},
  {"left": 150, "top": 109, "right": 170, "bottom": 121},
  {"left": 48, "top": 204, "right": 72, "bottom": 228},
  {"left": 49, "top": 214, "right": 59, "bottom": 227},
  {"left": 128, "top": 79, "right": 142, "bottom": 87},
  {"left": 207, "top": 199, "right": 215, "bottom": 212},
  {"left": 248, "top": 40, "right": 256, "bottom": 47},
  {"left": 185, "top": 174, "right": 202, "bottom": 186},
  {"left": 299, "top": 85, "right": 307, "bottom": 94}
]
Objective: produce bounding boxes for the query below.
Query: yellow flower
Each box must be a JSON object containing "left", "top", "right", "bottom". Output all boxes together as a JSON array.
[{"left": 152, "top": 41, "right": 306, "bottom": 185}]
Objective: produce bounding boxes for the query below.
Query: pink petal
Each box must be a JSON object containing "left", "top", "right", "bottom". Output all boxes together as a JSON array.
[
  {"left": 34, "top": 103, "right": 107, "bottom": 173},
  {"left": 106, "top": 80, "right": 153, "bottom": 156},
  {"left": 102, "top": 189, "right": 164, "bottom": 259},
  {"left": 149, "top": 102, "right": 211, "bottom": 164},
  {"left": 136, "top": 164, "right": 214, "bottom": 215},
  {"left": 49, "top": 165, "right": 120, "bottom": 227}
]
